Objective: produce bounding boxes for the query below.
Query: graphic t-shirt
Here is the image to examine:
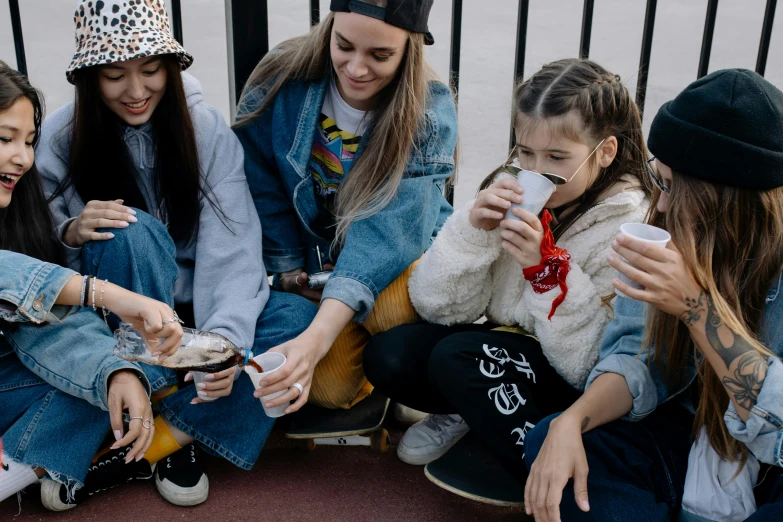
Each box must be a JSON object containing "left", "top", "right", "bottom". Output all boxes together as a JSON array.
[{"left": 308, "top": 77, "right": 371, "bottom": 240}]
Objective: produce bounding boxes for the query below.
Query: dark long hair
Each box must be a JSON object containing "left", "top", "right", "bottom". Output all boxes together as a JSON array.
[
  {"left": 645, "top": 176, "right": 783, "bottom": 465},
  {"left": 52, "top": 55, "right": 205, "bottom": 244},
  {"left": 0, "top": 61, "right": 64, "bottom": 265},
  {"left": 481, "top": 58, "right": 652, "bottom": 240}
]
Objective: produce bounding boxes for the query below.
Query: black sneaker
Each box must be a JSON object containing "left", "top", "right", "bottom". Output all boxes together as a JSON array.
[
  {"left": 155, "top": 443, "right": 209, "bottom": 506},
  {"left": 40, "top": 445, "right": 154, "bottom": 511}
]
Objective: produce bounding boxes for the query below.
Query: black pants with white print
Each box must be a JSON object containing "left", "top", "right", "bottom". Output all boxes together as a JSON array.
[{"left": 364, "top": 322, "right": 581, "bottom": 482}]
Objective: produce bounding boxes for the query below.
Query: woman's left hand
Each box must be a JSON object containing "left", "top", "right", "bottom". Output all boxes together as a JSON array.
[
  {"left": 186, "top": 366, "right": 237, "bottom": 404},
  {"left": 253, "top": 329, "right": 330, "bottom": 414},
  {"left": 500, "top": 208, "right": 544, "bottom": 269},
  {"left": 608, "top": 233, "right": 702, "bottom": 317}
]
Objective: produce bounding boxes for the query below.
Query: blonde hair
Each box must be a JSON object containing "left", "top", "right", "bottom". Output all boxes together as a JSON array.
[
  {"left": 645, "top": 175, "right": 783, "bottom": 464},
  {"left": 234, "top": 6, "right": 447, "bottom": 246}
]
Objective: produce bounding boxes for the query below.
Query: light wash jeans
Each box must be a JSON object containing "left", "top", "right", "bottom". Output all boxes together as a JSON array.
[
  {"left": 0, "top": 345, "right": 109, "bottom": 490},
  {"left": 80, "top": 209, "right": 315, "bottom": 469}
]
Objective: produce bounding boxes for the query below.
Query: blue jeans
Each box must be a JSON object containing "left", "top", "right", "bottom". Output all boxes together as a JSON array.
[
  {"left": 82, "top": 210, "right": 315, "bottom": 469},
  {"left": 525, "top": 405, "right": 783, "bottom": 522},
  {"left": 0, "top": 348, "right": 109, "bottom": 489}
]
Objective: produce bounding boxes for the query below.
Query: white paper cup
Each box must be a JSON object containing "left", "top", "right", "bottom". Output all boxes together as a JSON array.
[
  {"left": 191, "top": 371, "right": 217, "bottom": 402},
  {"left": 244, "top": 352, "right": 289, "bottom": 418},
  {"left": 505, "top": 169, "right": 557, "bottom": 219},
  {"left": 615, "top": 223, "right": 671, "bottom": 299}
]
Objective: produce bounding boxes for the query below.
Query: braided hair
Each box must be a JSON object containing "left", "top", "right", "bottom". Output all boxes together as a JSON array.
[{"left": 493, "top": 58, "right": 652, "bottom": 240}]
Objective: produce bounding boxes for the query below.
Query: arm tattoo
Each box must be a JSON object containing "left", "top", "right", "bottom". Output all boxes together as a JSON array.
[
  {"left": 722, "top": 352, "right": 767, "bottom": 411},
  {"left": 680, "top": 291, "right": 751, "bottom": 367},
  {"left": 680, "top": 291, "right": 769, "bottom": 411},
  {"left": 580, "top": 416, "right": 590, "bottom": 433}
]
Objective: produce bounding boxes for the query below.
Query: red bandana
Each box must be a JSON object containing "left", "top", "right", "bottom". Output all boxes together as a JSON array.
[{"left": 522, "top": 210, "right": 571, "bottom": 320}]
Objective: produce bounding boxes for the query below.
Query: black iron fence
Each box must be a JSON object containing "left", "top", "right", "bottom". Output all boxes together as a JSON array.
[
  {"left": 9, "top": 0, "right": 779, "bottom": 113},
  {"left": 7, "top": 0, "right": 780, "bottom": 194}
]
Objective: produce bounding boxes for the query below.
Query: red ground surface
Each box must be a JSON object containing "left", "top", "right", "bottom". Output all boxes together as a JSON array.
[{"left": 0, "top": 425, "right": 529, "bottom": 521}]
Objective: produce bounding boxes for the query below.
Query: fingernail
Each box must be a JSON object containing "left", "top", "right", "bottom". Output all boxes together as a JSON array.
[
  {"left": 203, "top": 374, "right": 215, "bottom": 381},
  {"left": 198, "top": 391, "right": 208, "bottom": 398},
  {"left": 128, "top": 215, "right": 138, "bottom": 222},
  {"left": 119, "top": 221, "right": 129, "bottom": 227},
  {"left": 190, "top": 399, "right": 198, "bottom": 404},
  {"left": 265, "top": 402, "right": 273, "bottom": 408},
  {"left": 607, "top": 254, "right": 615, "bottom": 262},
  {"left": 197, "top": 383, "right": 206, "bottom": 390},
  {"left": 617, "top": 233, "right": 626, "bottom": 242},
  {"left": 184, "top": 373, "right": 193, "bottom": 382},
  {"left": 106, "top": 233, "right": 115, "bottom": 239},
  {"left": 612, "top": 240, "right": 618, "bottom": 248},
  {"left": 113, "top": 430, "right": 122, "bottom": 441},
  {"left": 581, "top": 500, "right": 590, "bottom": 510},
  {"left": 158, "top": 355, "right": 168, "bottom": 362},
  {"left": 127, "top": 208, "right": 136, "bottom": 214},
  {"left": 136, "top": 455, "right": 144, "bottom": 462},
  {"left": 111, "top": 443, "right": 120, "bottom": 450},
  {"left": 152, "top": 351, "right": 161, "bottom": 357}
]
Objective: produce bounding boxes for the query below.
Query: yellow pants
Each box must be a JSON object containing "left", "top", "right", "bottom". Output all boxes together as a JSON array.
[{"left": 308, "top": 262, "right": 420, "bottom": 410}]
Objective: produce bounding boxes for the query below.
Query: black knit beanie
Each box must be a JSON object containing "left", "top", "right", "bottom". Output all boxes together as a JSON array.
[{"left": 648, "top": 69, "right": 783, "bottom": 190}]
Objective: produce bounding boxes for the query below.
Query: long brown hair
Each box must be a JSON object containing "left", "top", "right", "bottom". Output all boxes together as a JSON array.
[
  {"left": 645, "top": 175, "right": 783, "bottom": 463},
  {"left": 0, "top": 61, "right": 64, "bottom": 266},
  {"left": 480, "top": 58, "right": 651, "bottom": 241},
  {"left": 51, "top": 55, "right": 209, "bottom": 245},
  {"left": 234, "top": 4, "right": 449, "bottom": 245}
]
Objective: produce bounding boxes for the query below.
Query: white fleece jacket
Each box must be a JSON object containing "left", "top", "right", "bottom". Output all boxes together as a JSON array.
[{"left": 409, "top": 188, "right": 649, "bottom": 389}]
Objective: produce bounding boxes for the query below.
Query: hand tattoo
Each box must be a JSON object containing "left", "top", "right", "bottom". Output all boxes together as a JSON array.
[
  {"left": 679, "top": 291, "right": 708, "bottom": 326},
  {"left": 722, "top": 352, "right": 767, "bottom": 411},
  {"left": 580, "top": 416, "right": 590, "bottom": 433}
]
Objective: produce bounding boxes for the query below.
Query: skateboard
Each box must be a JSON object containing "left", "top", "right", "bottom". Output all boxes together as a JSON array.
[
  {"left": 285, "top": 391, "right": 391, "bottom": 453},
  {"left": 424, "top": 432, "right": 525, "bottom": 507}
]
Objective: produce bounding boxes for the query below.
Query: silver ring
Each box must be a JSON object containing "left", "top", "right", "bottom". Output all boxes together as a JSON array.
[
  {"left": 142, "top": 419, "right": 153, "bottom": 429},
  {"left": 291, "top": 383, "right": 304, "bottom": 396},
  {"left": 162, "top": 311, "right": 184, "bottom": 325}
]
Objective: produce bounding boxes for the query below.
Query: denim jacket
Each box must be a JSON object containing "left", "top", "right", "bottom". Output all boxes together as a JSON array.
[
  {"left": 1, "top": 250, "right": 149, "bottom": 410},
  {"left": 234, "top": 76, "right": 457, "bottom": 321},
  {"left": 586, "top": 275, "right": 783, "bottom": 467}
]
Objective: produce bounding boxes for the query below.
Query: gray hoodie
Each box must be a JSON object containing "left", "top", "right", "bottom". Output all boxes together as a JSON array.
[{"left": 36, "top": 73, "right": 268, "bottom": 349}]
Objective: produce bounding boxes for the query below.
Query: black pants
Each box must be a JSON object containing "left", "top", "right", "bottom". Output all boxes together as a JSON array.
[{"left": 363, "top": 322, "right": 581, "bottom": 482}]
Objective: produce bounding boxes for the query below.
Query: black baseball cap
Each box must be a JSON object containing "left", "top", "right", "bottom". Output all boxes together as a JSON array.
[{"left": 330, "top": 0, "right": 435, "bottom": 45}]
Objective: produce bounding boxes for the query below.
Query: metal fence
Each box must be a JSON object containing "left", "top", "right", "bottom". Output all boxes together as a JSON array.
[{"left": 7, "top": 0, "right": 780, "bottom": 200}]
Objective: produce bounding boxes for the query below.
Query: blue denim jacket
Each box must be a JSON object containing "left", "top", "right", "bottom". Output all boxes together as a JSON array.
[
  {"left": 1, "top": 250, "right": 148, "bottom": 410},
  {"left": 234, "top": 76, "right": 457, "bottom": 321},
  {"left": 586, "top": 275, "right": 783, "bottom": 467}
]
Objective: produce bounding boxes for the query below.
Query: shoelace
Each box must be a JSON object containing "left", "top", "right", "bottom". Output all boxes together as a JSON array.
[{"left": 420, "top": 414, "right": 461, "bottom": 435}]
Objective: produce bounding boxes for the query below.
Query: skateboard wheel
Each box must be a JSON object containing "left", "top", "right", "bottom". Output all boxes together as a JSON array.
[
  {"left": 370, "top": 429, "right": 390, "bottom": 453},
  {"left": 298, "top": 439, "right": 316, "bottom": 452}
]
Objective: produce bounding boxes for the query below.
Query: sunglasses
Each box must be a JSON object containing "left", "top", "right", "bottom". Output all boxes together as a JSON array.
[
  {"left": 502, "top": 139, "right": 606, "bottom": 186},
  {"left": 646, "top": 156, "right": 671, "bottom": 195}
]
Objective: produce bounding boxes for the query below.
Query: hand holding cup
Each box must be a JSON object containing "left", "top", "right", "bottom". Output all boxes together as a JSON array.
[
  {"left": 608, "top": 228, "right": 702, "bottom": 317},
  {"left": 469, "top": 178, "right": 524, "bottom": 231}
]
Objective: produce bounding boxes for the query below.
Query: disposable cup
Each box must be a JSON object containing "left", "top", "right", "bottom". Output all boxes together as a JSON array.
[
  {"left": 191, "top": 371, "right": 217, "bottom": 402},
  {"left": 244, "top": 352, "right": 289, "bottom": 418},
  {"left": 615, "top": 223, "right": 671, "bottom": 299},
  {"left": 505, "top": 169, "right": 557, "bottom": 219}
]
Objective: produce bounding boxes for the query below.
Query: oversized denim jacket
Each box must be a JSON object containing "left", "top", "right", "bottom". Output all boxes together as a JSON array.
[
  {"left": 586, "top": 274, "right": 783, "bottom": 467},
  {"left": 1, "top": 250, "right": 149, "bottom": 410},
  {"left": 234, "top": 76, "right": 457, "bottom": 322}
]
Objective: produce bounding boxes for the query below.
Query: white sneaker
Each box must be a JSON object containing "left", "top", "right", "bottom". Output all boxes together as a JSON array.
[
  {"left": 397, "top": 414, "right": 469, "bottom": 466},
  {"left": 393, "top": 403, "right": 428, "bottom": 425}
]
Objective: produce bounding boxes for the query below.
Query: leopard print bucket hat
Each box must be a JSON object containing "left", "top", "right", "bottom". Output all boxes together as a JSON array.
[{"left": 66, "top": 0, "right": 193, "bottom": 83}]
